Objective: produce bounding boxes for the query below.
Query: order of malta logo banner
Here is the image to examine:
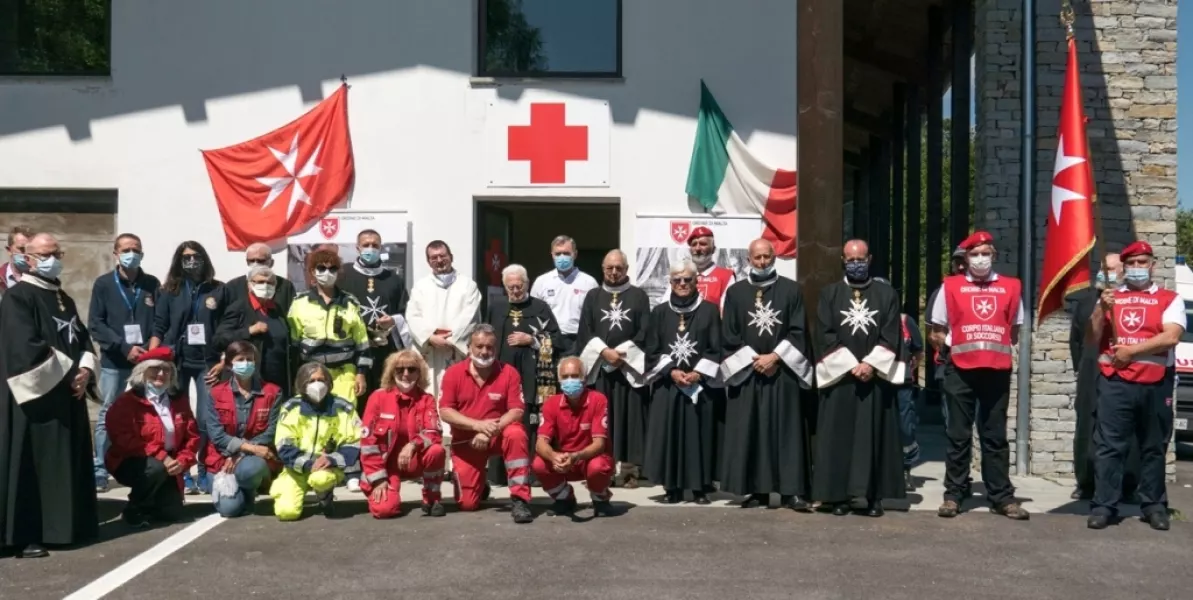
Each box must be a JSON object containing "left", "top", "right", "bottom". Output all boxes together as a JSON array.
[
  {"left": 319, "top": 218, "right": 339, "bottom": 240},
  {"left": 1118, "top": 307, "right": 1146, "bottom": 334},
  {"left": 971, "top": 295, "right": 998, "bottom": 321},
  {"left": 669, "top": 221, "right": 691, "bottom": 244}
]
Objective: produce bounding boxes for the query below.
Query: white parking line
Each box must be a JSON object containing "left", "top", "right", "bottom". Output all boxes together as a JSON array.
[{"left": 64, "top": 514, "right": 226, "bottom": 600}]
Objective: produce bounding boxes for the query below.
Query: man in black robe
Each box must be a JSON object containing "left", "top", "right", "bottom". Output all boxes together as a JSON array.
[
  {"left": 486, "top": 264, "right": 560, "bottom": 485},
  {"left": 643, "top": 259, "right": 722, "bottom": 504},
  {"left": 720, "top": 239, "right": 815, "bottom": 510},
  {"left": 337, "top": 229, "right": 411, "bottom": 410},
  {"left": 0, "top": 233, "right": 99, "bottom": 558},
  {"left": 1069, "top": 252, "right": 1139, "bottom": 501},
  {"left": 811, "top": 240, "right": 906, "bottom": 517},
  {"left": 577, "top": 249, "right": 651, "bottom": 488}
]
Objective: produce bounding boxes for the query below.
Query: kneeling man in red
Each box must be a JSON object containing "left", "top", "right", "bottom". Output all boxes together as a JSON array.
[
  {"left": 533, "top": 357, "right": 615, "bottom": 517},
  {"left": 359, "top": 349, "right": 447, "bottom": 518},
  {"left": 439, "top": 324, "right": 534, "bottom": 523}
]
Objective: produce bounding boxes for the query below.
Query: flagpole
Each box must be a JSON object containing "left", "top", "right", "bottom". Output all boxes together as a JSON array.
[{"left": 1015, "top": 0, "right": 1036, "bottom": 476}]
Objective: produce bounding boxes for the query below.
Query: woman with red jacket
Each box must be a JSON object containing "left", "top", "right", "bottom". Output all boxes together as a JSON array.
[
  {"left": 203, "top": 341, "right": 284, "bottom": 518},
  {"left": 359, "top": 349, "right": 447, "bottom": 518},
  {"left": 105, "top": 347, "right": 200, "bottom": 528}
]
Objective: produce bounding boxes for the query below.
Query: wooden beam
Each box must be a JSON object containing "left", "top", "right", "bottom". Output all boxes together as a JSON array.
[
  {"left": 844, "top": 44, "right": 926, "bottom": 84},
  {"left": 844, "top": 105, "right": 888, "bottom": 135},
  {"left": 797, "top": 0, "right": 844, "bottom": 315}
]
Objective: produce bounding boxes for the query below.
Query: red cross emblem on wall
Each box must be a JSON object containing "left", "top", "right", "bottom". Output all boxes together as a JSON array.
[{"left": 507, "top": 103, "right": 589, "bottom": 184}]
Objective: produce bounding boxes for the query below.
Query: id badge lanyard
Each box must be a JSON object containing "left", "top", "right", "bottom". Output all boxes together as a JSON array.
[{"left": 114, "top": 271, "right": 142, "bottom": 322}]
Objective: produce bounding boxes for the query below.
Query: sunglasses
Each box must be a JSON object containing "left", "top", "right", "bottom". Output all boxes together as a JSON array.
[
  {"left": 247, "top": 259, "right": 269, "bottom": 266},
  {"left": 315, "top": 265, "right": 339, "bottom": 274},
  {"left": 396, "top": 366, "right": 419, "bottom": 374},
  {"left": 670, "top": 276, "right": 694, "bottom": 284}
]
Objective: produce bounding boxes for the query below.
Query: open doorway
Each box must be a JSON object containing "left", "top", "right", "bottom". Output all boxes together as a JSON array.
[{"left": 474, "top": 199, "right": 620, "bottom": 313}]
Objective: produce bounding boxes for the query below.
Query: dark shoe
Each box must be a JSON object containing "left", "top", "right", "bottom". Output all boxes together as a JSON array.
[
  {"left": 703, "top": 484, "right": 718, "bottom": 494},
  {"left": 661, "top": 490, "right": 683, "bottom": 504},
  {"left": 122, "top": 510, "right": 151, "bottom": 529},
  {"left": 593, "top": 500, "right": 615, "bottom": 517},
  {"left": 831, "top": 502, "right": 851, "bottom": 516},
  {"left": 421, "top": 501, "right": 446, "bottom": 517},
  {"left": 548, "top": 497, "right": 578, "bottom": 516},
  {"left": 150, "top": 503, "right": 188, "bottom": 524},
  {"left": 904, "top": 469, "right": 915, "bottom": 492},
  {"left": 1071, "top": 487, "right": 1094, "bottom": 501},
  {"left": 17, "top": 544, "right": 48, "bottom": 559},
  {"left": 614, "top": 464, "right": 640, "bottom": 489},
  {"left": 511, "top": 499, "right": 534, "bottom": 524},
  {"left": 866, "top": 501, "right": 884, "bottom": 518},
  {"left": 1144, "top": 511, "right": 1170, "bottom": 531},
  {"left": 740, "top": 493, "right": 768, "bottom": 508},
  {"left": 481, "top": 484, "right": 491, "bottom": 502},
  {"left": 692, "top": 492, "right": 711, "bottom": 505},
  {"left": 317, "top": 491, "right": 335, "bottom": 518},
  {"left": 992, "top": 502, "right": 1030, "bottom": 521},
  {"left": 1087, "top": 514, "right": 1110, "bottom": 530},
  {"left": 938, "top": 500, "right": 959, "bottom": 518},
  {"left": 196, "top": 471, "right": 212, "bottom": 495},
  {"left": 95, "top": 474, "right": 110, "bottom": 493},
  {"left": 780, "top": 495, "right": 810, "bottom": 512}
]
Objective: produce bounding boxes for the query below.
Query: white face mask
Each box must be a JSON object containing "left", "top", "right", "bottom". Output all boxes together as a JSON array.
[
  {"left": 471, "top": 354, "right": 494, "bottom": 368},
  {"left": 251, "top": 283, "right": 276, "bottom": 300},
  {"left": 435, "top": 271, "right": 457, "bottom": 287},
  {"left": 967, "top": 255, "right": 993, "bottom": 276},
  {"left": 315, "top": 271, "right": 337, "bottom": 288},
  {"left": 395, "top": 380, "right": 414, "bottom": 393},
  {"left": 305, "top": 381, "right": 329, "bottom": 401}
]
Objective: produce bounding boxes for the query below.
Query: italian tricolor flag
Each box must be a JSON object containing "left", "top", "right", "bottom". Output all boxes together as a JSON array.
[{"left": 686, "top": 81, "right": 798, "bottom": 257}]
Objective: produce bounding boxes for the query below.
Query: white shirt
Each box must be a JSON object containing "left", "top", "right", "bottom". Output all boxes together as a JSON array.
[
  {"left": 2, "top": 263, "right": 19, "bottom": 290},
  {"left": 530, "top": 268, "right": 599, "bottom": 335},
  {"left": 148, "top": 390, "right": 176, "bottom": 452},
  {"left": 929, "top": 273, "right": 1025, "bottom": 332}
]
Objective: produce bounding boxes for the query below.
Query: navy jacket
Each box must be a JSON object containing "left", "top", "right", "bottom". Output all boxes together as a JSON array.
[
  {"left": 88, "top": 268, "right": 162, "bottom": 369},
  {"left": 153, "top": 279, "right": 225, "bottom": 370}
]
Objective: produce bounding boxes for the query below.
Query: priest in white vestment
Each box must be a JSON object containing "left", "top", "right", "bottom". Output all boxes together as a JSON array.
[{"left": 406, "top": 240, "right": 482, "bottom": 399}]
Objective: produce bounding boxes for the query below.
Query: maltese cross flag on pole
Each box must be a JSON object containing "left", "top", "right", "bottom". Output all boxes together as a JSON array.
[
  {"left": 1037, "top": 38, "right": 1096, "bottom": 324},
  {"left": 202, "top": 84, "right": 355, "bottom": 250}
]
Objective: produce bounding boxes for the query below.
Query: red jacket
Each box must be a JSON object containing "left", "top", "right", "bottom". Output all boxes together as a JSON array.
[
  {"left": 202, "top": 379, "right": 284, "bottom": 474},
  {"left": 360, "top": 387, "right": 442, "bottom": 484},
  {"left": 105, "top": 389, "right": 200, "bottom": 475}
]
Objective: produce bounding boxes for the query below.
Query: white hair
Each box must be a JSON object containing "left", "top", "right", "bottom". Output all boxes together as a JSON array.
[
  {"left": 669, "top": 258, "right": 697, "bottom": 277},
  {"left": 557, "top": 356, "right": 585, "bottom": 379},
  {"left": 248, "top": 265, "right": 276, "bottom": 282},
  {"left": 245, "top": 242, "right": 272, "bottom": 256},
  {"left": 501, "top": 264, "right": 528, "bottom": 284},
  {"left": 128, "top": 359, "right": 178, "bottom": 393}
]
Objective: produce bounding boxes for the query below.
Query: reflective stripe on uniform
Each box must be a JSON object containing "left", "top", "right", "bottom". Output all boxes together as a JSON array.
[
  {"left": 365, "top": 470, "right": 388, "bottom": 484},
  {"left": 951, "top": 341, "right": 1012, "bottom": 355},
  {"left": 361, "top": 445, "right": 382, "bottom": 456},
  {"left": 1098, "top": 354, "right": 1166, "bottom": 366},
  {"left": 508, "top": 475, "right": 528, "bottom": 485},
  {"left": 505, "top": 458, "right": 529, "bottom": 470}
]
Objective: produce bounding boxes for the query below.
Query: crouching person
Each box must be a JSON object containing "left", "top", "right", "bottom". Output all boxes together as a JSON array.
[
  {"left": 105, "top": 347, "right": 201, "bottom": 527},
  {"left": 532, "top": 357, "right": 615, "bottom": 517},
  {"left": 205, "top": 341, "right": 284, "bottom": 518},
  {"left": 270, "top": 362, "right": 363, "bottom": 520},
  {"left": 360, "top": 350, "right": 447, "bottom": 518}
]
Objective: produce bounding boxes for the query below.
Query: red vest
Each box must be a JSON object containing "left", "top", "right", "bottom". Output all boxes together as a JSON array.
[
  {"left": 202, "top": 379, "right": 283, "bottom": 474},
  {"left": 942, "top": 274, "right": 1021, "bottom": 371},
  {"left": 1097, "top": 287, "right": 1178, "bottom": 384},
  {"left": 697, "top": 266, "right": 734, "bottom": 308}
]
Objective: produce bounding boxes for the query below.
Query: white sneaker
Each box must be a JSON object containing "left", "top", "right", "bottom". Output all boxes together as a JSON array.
[{"left": 346, "top": 477, "right": 361, "bottom": 493}]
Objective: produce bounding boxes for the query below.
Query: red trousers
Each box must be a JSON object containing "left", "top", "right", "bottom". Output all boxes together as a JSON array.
[
  {"left": 531, "top": 454, "right": 614, "bottom": 503},
  {"left": 452, "top": 425, "right": 530, "bottom": 511},
  {"left": 360, "top": 444, "right": 447, "bottom": 519}
]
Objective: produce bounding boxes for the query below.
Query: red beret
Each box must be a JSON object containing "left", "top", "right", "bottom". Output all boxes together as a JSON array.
[
  {"left": 1120, "top": 241, "right": 1153, "bottom": 260},
  {"left": 687, "top": 226, "right": 715, "bottom": 244},
  {"left": 137, "top": 347, "right": 175, "bottom": 364},
  {"left": 961, "top": 230, "right": 995, "bottom": 250}
]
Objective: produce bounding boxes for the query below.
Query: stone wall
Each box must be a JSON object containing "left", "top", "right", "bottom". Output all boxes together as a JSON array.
[{"left": 974, "top": 0, "right": 1179, "bottom": 480}]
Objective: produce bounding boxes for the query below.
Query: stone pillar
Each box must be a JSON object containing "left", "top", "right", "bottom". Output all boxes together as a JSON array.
[{"left": 974, "top": 0, "right": 1179, "bottom": 480}]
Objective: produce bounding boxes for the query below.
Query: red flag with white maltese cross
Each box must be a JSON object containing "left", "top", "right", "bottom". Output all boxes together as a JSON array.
[{"left": 1037, "top": 38, "right": 1096, "bottom": 324}]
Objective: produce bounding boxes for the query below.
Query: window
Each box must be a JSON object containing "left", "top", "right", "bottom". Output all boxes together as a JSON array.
[
  {"left": 1182, "top": 300, "right": 1193, "bottom": 343},
  {"left": 0, "top": 0, "right": 111, "bottom": 76},
  {"left": 477, "top": 0, "right": 621, "bottom": 78}
]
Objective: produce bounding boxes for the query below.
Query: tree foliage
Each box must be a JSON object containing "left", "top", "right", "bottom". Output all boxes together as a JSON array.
[
  {"left": 1178, "top": 208, "right": 1193, "bottom": 261},
  {"left": 482, "top": 0, "right": 548, "bottom": 75},
  {"left": 0, "top": 0, "right": 110, "bottom": 75}
]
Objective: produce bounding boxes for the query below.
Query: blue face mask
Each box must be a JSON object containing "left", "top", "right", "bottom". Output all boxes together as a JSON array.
[
  {"left": 1125, "top": 267, "right": 1150, "bottom": 285},
  {"left": 359, "top": 248, "right": 381, "bottom": 265},
  {"left": 560, "top": 378, "right": 585, "bottom": 397},
  {"left": 231, "top": 360, "right": 256, "bottom": 379},
  {"left": 1095, "top": 271, "right": 1118, "bottom": 287},
  {"left": 844, "top": 261, "right": 870, "bottom": 282},
  {"left": 34, "top": 255, "right": 63, "bottom": 280},
  {"left": 750, "top": 264, "right": 775, "bottom": 279},
  {"left": 119, "top": 251, "right": 142, "bottom": 270},
  {"left": 11, "top": 253, "right": 28, "bottom": 272},
  {"left": 554, "top": 254, "right": 574, "bottom": 272},
  {"left": 145, "top": 383, "right": 166, "bottom": 397}
]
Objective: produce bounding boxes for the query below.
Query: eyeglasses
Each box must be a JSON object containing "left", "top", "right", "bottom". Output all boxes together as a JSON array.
[
  {"left": 670, "top": 276, "right": 694, "bottom": 284},
  {"left": 31, "top": 250, "right": 65, "bottom": 259},
  {"left": 315, "top": 265, "right": 339, "bottom": 274},
  {"left": 396, "top": 366, "right": 419, "bottom": 374},
  {"left": 247, "top": 259, "right": 269, "bottom": 266}
]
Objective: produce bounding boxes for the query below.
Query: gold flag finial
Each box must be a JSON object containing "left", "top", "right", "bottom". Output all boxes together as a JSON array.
[{"left": 1060, "top": 0, "right": 1076, "bottom": 41}]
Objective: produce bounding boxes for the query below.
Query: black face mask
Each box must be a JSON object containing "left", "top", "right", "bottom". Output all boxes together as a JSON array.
[{"left": 181, "top": 256, "right": 205, "bottom": 279}]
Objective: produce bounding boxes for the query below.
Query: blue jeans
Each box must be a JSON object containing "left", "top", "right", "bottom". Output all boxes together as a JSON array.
[
  {"left": 896, "top": 385, "right": 920, "bottom": 469},
  {"left": 213, "top": 455, "right": 270, "bottom": 518},
  {"left": 178, "top": 366, "right": 214, "bottom": 476},
  {"left": 94, "top": 367, "right": 132, "bottom": 479}
]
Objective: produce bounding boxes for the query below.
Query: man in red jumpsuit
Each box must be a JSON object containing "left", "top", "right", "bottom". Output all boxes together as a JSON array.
[
  {"left": 440, "top": 324, "right": 534, "bottom": 523},
  {"left": 685, "top": 226, "right": 737, "bottom": 310},
  {"left": 532, "top": 356, "right": 615, "bottom": 517},
  {"left": 1086, "top": 241, "right": 1181, "bottom": 531},
  {"left": 928, "top": 230, "right": 1029, "bottom": 521},
  {"left": 359, "top": 351, "right": 448, "bottom": 518}
]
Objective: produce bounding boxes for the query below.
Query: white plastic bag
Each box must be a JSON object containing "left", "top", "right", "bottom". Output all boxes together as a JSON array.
[{"left": 211, "top": 471, "right": 239, "bottom": 504}]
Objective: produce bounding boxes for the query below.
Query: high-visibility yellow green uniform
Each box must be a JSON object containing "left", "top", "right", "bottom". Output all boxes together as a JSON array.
[
  {"left": 270, "top": 395, "right": 362, "bottom": 521},
  {"left": 287, "top": 289, "right": 371, "bottom": 406}
]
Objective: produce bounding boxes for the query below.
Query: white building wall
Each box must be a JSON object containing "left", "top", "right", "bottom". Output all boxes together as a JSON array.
[{"left": 0, "top": 0, "right": 796, "bottom": 284}]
